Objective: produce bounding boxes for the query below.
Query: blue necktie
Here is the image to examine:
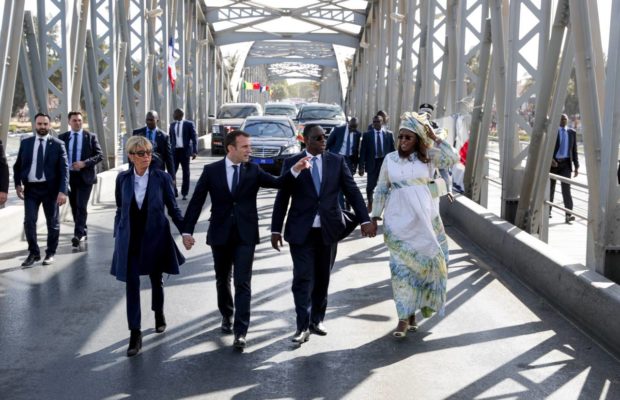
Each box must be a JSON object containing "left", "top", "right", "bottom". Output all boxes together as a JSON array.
[
  {"left": 231, "top": 165, "right": 239, "bottom": 194},
  {"left": 376, "top": 131, "right": 383, "bottom": 158},
  {"left": 36, "top": 139, "right": 44, "bottom": 179},
  {"left": 149, "top": 129, "right": 155, "bottom": 144},
  {"left": 72, "top": 133, "right": 79, "bottom": 164},
  {"left": 311, "top": 157, "right": 321, "bottom": 194},
  {"left": 345, "top": 131, "right": 351, "bottom": 156}
]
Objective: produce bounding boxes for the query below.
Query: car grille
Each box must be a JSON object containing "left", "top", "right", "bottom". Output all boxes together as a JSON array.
[{"left": 252, "top": 146, "right": 281, "bottom": 158}]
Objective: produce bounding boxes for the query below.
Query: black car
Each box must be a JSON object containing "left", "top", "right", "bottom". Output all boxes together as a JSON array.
[
  {"left": 239, "top": 116, "right": 302, "bottom": 174},
  {"left": 211, "top": 103, "right": 262, "bottom": 155}
]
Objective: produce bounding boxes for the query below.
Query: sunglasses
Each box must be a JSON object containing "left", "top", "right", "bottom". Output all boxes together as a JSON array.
[
  {"left": 310, "top": 135, "right": 326, "bottom": 142},
  {"left": 398, "top": 135, "right": 414, "bottom": 141},
  {"left": 130, "top": 150, "right": 152, "bottom": 157}
]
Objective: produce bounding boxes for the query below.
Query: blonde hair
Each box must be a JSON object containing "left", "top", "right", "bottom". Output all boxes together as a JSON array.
[{"left": 125, "top": 135, "right": 153, "bottom": 155}]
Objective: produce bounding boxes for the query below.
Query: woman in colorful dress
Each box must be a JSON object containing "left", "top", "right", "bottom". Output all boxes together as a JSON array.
[{"left": 370, "top": 112, "right": 459, "bottom": 337}]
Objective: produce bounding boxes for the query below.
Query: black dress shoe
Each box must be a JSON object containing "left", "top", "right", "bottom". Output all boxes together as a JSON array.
[
  {"left": 72, "top": 236, "right": 80, "bottom": 247},
  {"left": 42, "top": 255, "right": 54, "bottom": 265},
  {"left": 565, "top": 215, "right": 576, "bottom": 224},
  {"left": 127, "top": 330, "right": 142, "bottom": 357},
  {"left": 221, "top": 317, "right": 233, "bottom": 334},
  {"left": 155, "top": 312, "right": 167, "bottom": 333},
  {"left": 233, "top": 335, "right": 246, "bottom": 349},
  {"left": 291, "top": 330, "right": 310, "bottom": 343},
  {"left": 309, "top": 322, "right": 327, "bottom": 336},
  {"left": 21, "top": 254, "right": 41, "bottom": 267}
]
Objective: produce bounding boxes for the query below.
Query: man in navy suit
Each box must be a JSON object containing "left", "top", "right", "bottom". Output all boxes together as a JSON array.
[
  {"left": 14, "top": 113, "right": 69, "bottom": 266},
  {"left": 133, "top": 110, "right": 175, "bottom": 180},
  {"left": 326, "top": 117, "right": 361, "bottom": 209},
  {"left": 359, "top": 115, "right": 395, "bottom": 212},
  {"left": 182, "top": 130, "right": 310, "bottom": 350},
  {"left": 550, "top": 114, "right": 579, "bottom": 224},
  {"left": 59, "top": 111, "right": 103, "bottom": 246},
  {"left": 270, "top": 124, "right": 376, "bottom": 344},
  {"left": 169, "top": 108, "right": 197, "bottom": 200},
  {"left": 0, "top": 139, "right": 8, "bottom": 205}
]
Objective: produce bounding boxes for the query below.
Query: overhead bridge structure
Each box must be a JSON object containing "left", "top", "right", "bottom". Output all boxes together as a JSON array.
[{"left": 1, "top": 0, "right": 620, "bottom": 353}]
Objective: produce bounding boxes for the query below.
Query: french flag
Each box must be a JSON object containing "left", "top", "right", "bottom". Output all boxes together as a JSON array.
[{"left": 168, "top": 37, "right": 176, "bottom": 90}]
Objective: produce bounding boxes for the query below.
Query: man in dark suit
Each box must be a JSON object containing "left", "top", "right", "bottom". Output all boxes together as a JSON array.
[
  {"left": 359, "top": 115, "right": 395, "bottom": 212},
  {"left": 326, "top": 117, "right": 361, "bottom": 209},
  {"left": 271, "top": 124, "right": 376, "bottom": 344},
  {"left": 0, "top": 139, "right": 8, "bottom": 206},
  {"left": 13, "top": 112, "right": 69, "bottom": 266},
  {"left": 133, "top": 110, "right": 175, "bottom": 180},
  {"left": 182, "top": 130, "right": 310, "bottom": 350},
  {"left": 550, "top": 114, "right": 579, "bottom": 224},
  {"left": 59, "top": 111, "right": 103, "bottom": 246},
  {"left": 169, "top": 108, "right": 197, "bottom": 200}
]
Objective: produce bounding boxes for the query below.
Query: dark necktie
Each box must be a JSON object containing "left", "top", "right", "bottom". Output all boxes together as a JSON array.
[
  {"left": 345, "top": 131, "right": 351, "bottom": 157},
  {"left": 376, "top": 132, "right": 383, "bottom": 158},
  {"left": 311, "top": 157, "right": 321, "bottom": 194},
  {"left": 72, "top": 132, "right": 79, "bottom": 164},
  {"left": 231, "top": 165, "right": 239, "bottom": 194},
  {"left": 149, "top": 130, "right": 155, "bottom": 144},
  {"left": 36, "top": 138, "right": 44, "bottom": 179}
]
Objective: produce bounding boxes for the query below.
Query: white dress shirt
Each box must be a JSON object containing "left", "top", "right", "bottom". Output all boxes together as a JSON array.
[
  {"left": 175, "top": 121, "right": 184, "bottom": 149},
  {"left": 133, "top": 168, "right": 149, "bottom": 209},
  {"left": 338, "top": 126, "right": 353, "bottom": 156},
  {"left": 28, "top": 134, "right": 50, "bottom": 182}
]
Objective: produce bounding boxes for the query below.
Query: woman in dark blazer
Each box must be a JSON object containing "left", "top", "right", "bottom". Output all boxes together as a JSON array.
[{"left": 111, "top": 135, "right": 185, "bottom": 357}]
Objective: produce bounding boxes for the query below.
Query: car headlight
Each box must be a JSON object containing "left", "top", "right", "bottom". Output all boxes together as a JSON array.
[
  {"left": 281, "top": 145, "right": 300, "bottom": 155},
  {"left": 212, "top": 125, "right": 220, "bottom": 134}
]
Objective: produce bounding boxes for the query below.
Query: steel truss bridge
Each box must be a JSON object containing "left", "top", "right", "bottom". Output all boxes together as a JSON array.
[{"left": 0, "top": 0, "right": 619, "bottom": 281}]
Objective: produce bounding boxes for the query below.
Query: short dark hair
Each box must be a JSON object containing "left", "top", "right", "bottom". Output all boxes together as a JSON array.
[
  {"left": 68, "top": 111, "right": 83, "bottom": 120},
  {"left": 224, "top": 130, "right": 250, "bottom": 150},
  {"left": 303, "top": 123, "right": 322, "bottom": 138},
  {"left": 34, "top": 112, "right": 51, "bottom": 121}
]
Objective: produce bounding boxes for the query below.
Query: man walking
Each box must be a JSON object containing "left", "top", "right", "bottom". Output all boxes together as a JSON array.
[
  {"left": 182, "top": 130, "right": 309, "bottom": 350},
  {"left": 550, "top": 114, "right": 579, "bottom": 223},
  {"left": 359, "top": 115, "right": 394, "bottom": 212},
  {"left": 59, "top": 111, "right": 103, "bottom": 246},
  {"left": 326, "top": 117, "right": 361, "bottom": 209},
  {"left": 0, "top": 138, "right": 8, "bottom": 206},
  {"left": 14, "top": 113, "right": 69, "bottom": 266},
  {"left": 271, "top": 124, "right": 376, "bottom": 345},
  {"left": 169, "top": 108, "right": 197, "bottom": 200},
  {"left": 133, "top": 111, "right": 175, "bottom": 180}
]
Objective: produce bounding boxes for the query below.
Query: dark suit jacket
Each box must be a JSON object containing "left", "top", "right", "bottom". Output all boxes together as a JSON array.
[
  {"left": 111, "top": 167, "right": 184, "bottom": 282},
  {"left": 271, "top": 151, "right": 369, "bottom": 245},
  {"left": 184, "top": 158, "right": 292, "bottom": 246},
  {"left": 133, "top": 127, "right": 175, "bottom": 177},
  {"left": 58, "top": 130, "right": 103, "bottom": 184},
  {"left": 552, "top": 127, "right": 579, "bottom": 171},
  {"left": 326, "top": 124, "right": 361, "bottom": 165},
  {"left": 13, "top": 135, "right": 69, "bottom": 195},
  {"left": 0, "top": 140, "right": 8, "bottom": 193},
  {"left": 359, "top": 129, "right": 395, "bottom": 174},
  {"left": 169, "top": 120, "right": 198, "bottom": 158}
]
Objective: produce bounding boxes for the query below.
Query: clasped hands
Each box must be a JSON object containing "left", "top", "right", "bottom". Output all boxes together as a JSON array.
[{"left": 182, "top": 234, "right": 195, "bottom": 250}]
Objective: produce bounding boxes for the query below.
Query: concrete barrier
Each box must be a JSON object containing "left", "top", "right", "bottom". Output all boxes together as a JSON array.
[{"left": 441, "top": 195, "right": 620, "bottom": 355}]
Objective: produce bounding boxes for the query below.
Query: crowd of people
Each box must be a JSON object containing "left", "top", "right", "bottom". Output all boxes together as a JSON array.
[{"left": 0, "top": 103, "right": 579, "bottom": 357}]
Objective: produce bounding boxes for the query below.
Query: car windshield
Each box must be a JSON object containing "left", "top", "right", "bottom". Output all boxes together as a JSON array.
[
  {"left": 217, "top": 105, "right": 259, "bottom": 118},
  {"left": 299, "top": 107, "right": 344, "bottom": 120},
  {"left": 265, "top": 106, "right": 297, "bottom": 117},
  {"left": 243, "top": 121, "right": 294, "bottom": 138}
]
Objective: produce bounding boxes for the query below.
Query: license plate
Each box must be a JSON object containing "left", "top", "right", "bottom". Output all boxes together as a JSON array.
[{"left": 251, "top": 157, "right": 274, "bottom": 165}]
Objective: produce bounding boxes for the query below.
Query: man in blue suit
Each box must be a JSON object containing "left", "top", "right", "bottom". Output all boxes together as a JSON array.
[
  {"left": 326, "top": 117, "right": 361, "bottom": 173},
  {"left": 14, "top": 113, "right": 69, "bottom": 266},
  {"left": 59, "top": 111, "right": 103, "bottom": 247},
  {"left": 169, "top": 108, "right": 197, "bottom": 200},
  {"left": 270, "top": 124, "right": 376, "bottom": 344},
  {"left": 182, "top": 130, "right": 310, "bottom": 350},
  {"left": 359, "top": 115, "right": 395, "bottom": 212},
  {"left": 133, "top": 110, "right": 175, "bottom": 180}
]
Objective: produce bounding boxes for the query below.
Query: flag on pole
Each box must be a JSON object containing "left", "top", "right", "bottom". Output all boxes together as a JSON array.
[
  {"left": 168, "top": 37, "right": 177, "bottom": 90},
  {"left": 253, "top": 82, "right": 260, "bottom": 90}
]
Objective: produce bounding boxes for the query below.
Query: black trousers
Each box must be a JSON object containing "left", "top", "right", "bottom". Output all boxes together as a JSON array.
[
  {"left": 550, "top": 159, "right": 573, "bottom": 215},
  {"left": 69, "top": 173, "right": 93, "bottom": 238},
  {"left": 174, "top": 148, "right": 191, "bottom": 196},
  {"left": 23, "top": 182, "right": 59, "bottom": 257},
  {"left": 289, "top": 228, "right": 337, "bottom": 331},
  {"left": 366, "top": 157, "right": 384, "bottom": 202},
  {"left": 126, "top": 264, "right": 164, "bottom": 331},
  {"left": 210, "top": 227, "right": 256, "bottom": 336}
]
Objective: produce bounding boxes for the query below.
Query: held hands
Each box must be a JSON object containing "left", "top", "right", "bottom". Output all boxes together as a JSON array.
[
  {"left": 271, "top": 233, "right": 283, "bottom": 252},
  {"left": 182, "top": 234, "right": 195, "bottom": 250},
  {"left": 292, "top": 156, "right": 313, "bottom": 173},
  {"left": 360, "top": 222, "right": 377, "bottom": 238}
]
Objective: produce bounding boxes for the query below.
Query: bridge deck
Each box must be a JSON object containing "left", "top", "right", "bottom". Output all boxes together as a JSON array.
[{"left": 0, "top": 153, "right": 618, "bottom": 399}]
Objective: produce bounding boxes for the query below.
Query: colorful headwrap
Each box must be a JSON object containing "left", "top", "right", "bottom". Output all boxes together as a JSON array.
[{"left": 399, "top": 111, "right": 435, "bottom": 147}]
